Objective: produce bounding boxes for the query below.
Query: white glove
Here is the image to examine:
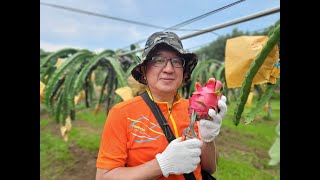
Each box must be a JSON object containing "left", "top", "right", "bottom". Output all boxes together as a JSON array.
[
  {"left": 197, "top": 95, "right": 227, "bottom": 142},
  {"left": 156, "top": 137, "right": 203, "bottom": 177}
]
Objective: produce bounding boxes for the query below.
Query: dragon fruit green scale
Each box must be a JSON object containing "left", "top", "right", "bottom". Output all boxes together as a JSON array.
[{"left": 188, "top": 78, "right": 223, "bottom": 120}]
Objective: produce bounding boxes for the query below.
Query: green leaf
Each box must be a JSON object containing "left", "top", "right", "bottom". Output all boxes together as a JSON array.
[
  {"left": 268, "top": 137, "right": 280, "bottom": 166},
  {"left": 268, "top": 122, "right": 280, "bottom": 166},
  {"left": 245, "top": 78, "right": 280, "bottom": 124}
]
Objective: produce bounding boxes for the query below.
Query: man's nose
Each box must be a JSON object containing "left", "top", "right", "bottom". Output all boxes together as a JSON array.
[{"left": 162, "top": 60, "right": 175, "bottom": 72}]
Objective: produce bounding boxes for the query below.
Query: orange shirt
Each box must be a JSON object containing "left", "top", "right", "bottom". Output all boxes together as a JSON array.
[{"left": 96, "top": 92, "right": 202, "bottom": 180}]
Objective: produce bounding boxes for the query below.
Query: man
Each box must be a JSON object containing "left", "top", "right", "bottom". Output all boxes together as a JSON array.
[{"left": 96, "top": 31, "right": 227, "bottom": 180}]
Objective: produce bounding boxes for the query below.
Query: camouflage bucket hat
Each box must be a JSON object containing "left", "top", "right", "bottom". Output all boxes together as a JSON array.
[{"left": 131, "top": 31, "right": 198, "bottom": 85}]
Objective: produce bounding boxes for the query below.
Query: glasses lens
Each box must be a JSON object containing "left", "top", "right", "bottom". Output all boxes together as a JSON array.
[
  {"left": 171, "top": 58, "right": 184, "bottom": 68},
  {"left": 151, "top": 57, "right": 167, "bottom": 67}
]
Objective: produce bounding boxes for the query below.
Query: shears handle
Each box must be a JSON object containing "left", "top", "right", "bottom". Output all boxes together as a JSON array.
[
  {"left": 182, "top": 126, "right": 197, "bottom": 141},
  {"left": 182, "top": 109, "right": 197, "bottom": 141}
]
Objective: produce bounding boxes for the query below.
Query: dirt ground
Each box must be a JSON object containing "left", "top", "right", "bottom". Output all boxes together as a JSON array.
[{"left": 62, "top": 143, "right": 97, "bottom": 180}]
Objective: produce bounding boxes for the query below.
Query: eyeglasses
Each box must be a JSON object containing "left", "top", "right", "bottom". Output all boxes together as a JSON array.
[{"left": 150, "top": 56, "right": 185, "bottom": 68}]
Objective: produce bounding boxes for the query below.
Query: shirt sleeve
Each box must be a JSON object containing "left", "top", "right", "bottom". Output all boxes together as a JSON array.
[{"left": 96, "top": 107, "right": 128, "bottom": 170}]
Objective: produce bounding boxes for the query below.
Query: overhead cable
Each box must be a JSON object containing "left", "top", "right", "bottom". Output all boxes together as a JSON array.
[
  {"left": 121, "top": 0, "right": 246, "bottom": 50},
  {"left": 118, "top": 6, "right": 280, "bottom": 56}
]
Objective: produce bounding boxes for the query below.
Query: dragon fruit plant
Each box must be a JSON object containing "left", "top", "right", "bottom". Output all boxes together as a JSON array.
[{"left": 188, "top": 78, "right": 223, "bottom": 120}]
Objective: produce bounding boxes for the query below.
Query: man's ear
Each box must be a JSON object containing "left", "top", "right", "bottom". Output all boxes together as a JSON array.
[{"left": 141, "top": 65, "right": 147, "bottom": 80}]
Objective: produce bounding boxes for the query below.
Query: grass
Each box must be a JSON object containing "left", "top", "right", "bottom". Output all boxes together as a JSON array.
[
  {"left": 74, "top": 109, "right": 106, "bottom": 128},
  {"left": 68, "top": 127, "right": 101, "bottom": 152},
  {"left": 67, "top": 108, "right": 106, "bottom": 151},
  {"left": 40, "top": 118, "right": 75, "bottom": 180},
  {"left": 40, "top": 93, "right": 280, "bottom": 180},
  {"left": 216, "top": 157, "right": 278, "bottom": 180}
]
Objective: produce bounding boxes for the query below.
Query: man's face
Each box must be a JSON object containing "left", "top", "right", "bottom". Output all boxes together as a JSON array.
[{"left": 145, "top": 49, "right": 184, "bottom": 96}]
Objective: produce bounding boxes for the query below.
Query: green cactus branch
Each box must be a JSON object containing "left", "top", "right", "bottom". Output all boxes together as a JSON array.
[
  {"left": 232, "top": 24, "right": 280, "bottom": 126},
  {"left": 71, "top": 50, "right": 129, "bottom": 116},
  {"left": 96, "top": 68, "right": 112, "bottom": 112},
  {"left": 105, "top": 67, "right": 117, "bottom": 111},
  {"left": 44, "top": 50, "right": 93, "bottom": 111},
  {"left": 215, "top": 64, "right": 225, "bottom": 82},
  {"left": 40, "top": 48, "right": 78, "bottom": 82},
  {"left": 104, "top": 56, "right": 128, "bottom": 87},
  {"left": 55, "top": 69, "right": 79, "bottom": 123},
  {"left": 125, "top": 63, "right": 138, "bottom": 78},
  {"left": 245, "top": 78, "right": 280, "bottom": 124},
  {"left": 40, "top": 48, "right": 78, "bottom": 68},
  {"left": 73, "top": 53, "right": 108, "bottom": 94},
  {"left": 84, "top": 77, "right": 96, "bottom": 108}
]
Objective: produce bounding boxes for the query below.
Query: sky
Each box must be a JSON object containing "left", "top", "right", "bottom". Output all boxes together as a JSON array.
[{"left": 40, "top": 0, "right": 280, "bottom": 53}]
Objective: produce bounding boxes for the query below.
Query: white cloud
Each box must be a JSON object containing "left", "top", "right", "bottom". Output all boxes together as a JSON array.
[
  {"left": 41, "top": 3, "right": 145, "bottom": 47},
  {"left": 40, "top": 12, "right": 147, "bottom": 49},
  {"left": 40, "top": 40, "right": 82, "bottom": 52},
  {"left": 94, "top": 48, "right": 105, "bottom": 54},
  {"left": 40, "top": 0, "right": 147, "bottom": 50},
  {"left": 87, "top": 23, "right": 144, "bottom": 40},
  {"left": 40, "top": 11, "right": 81, "bottom": 38}
]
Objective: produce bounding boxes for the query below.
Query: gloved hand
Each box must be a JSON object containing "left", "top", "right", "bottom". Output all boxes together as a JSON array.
[
  {"left": 156, "top": 137, "right": 203, "bottom": 177},
  {"left": 197, "top": 95, "right": 227, "bottom": 142}
]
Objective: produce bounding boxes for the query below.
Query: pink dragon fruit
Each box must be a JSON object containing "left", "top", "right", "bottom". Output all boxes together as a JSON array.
[{"left": 188, "top": 78, "right": 223, "bottom": 120}]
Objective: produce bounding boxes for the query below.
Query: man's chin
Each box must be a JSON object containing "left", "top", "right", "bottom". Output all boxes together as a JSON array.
[{"left": 158, "top": 86, "right": 177, "bottom": 94}]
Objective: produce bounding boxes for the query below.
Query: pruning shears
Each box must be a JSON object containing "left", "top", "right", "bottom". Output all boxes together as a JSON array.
[{"left": 182, "top": 109, "right": 197, "bottom": 141}]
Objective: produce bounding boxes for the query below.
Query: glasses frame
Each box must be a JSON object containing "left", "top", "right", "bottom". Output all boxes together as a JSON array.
[{"left": 149, "top": 56, "right": 185, "bottom": 68}]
